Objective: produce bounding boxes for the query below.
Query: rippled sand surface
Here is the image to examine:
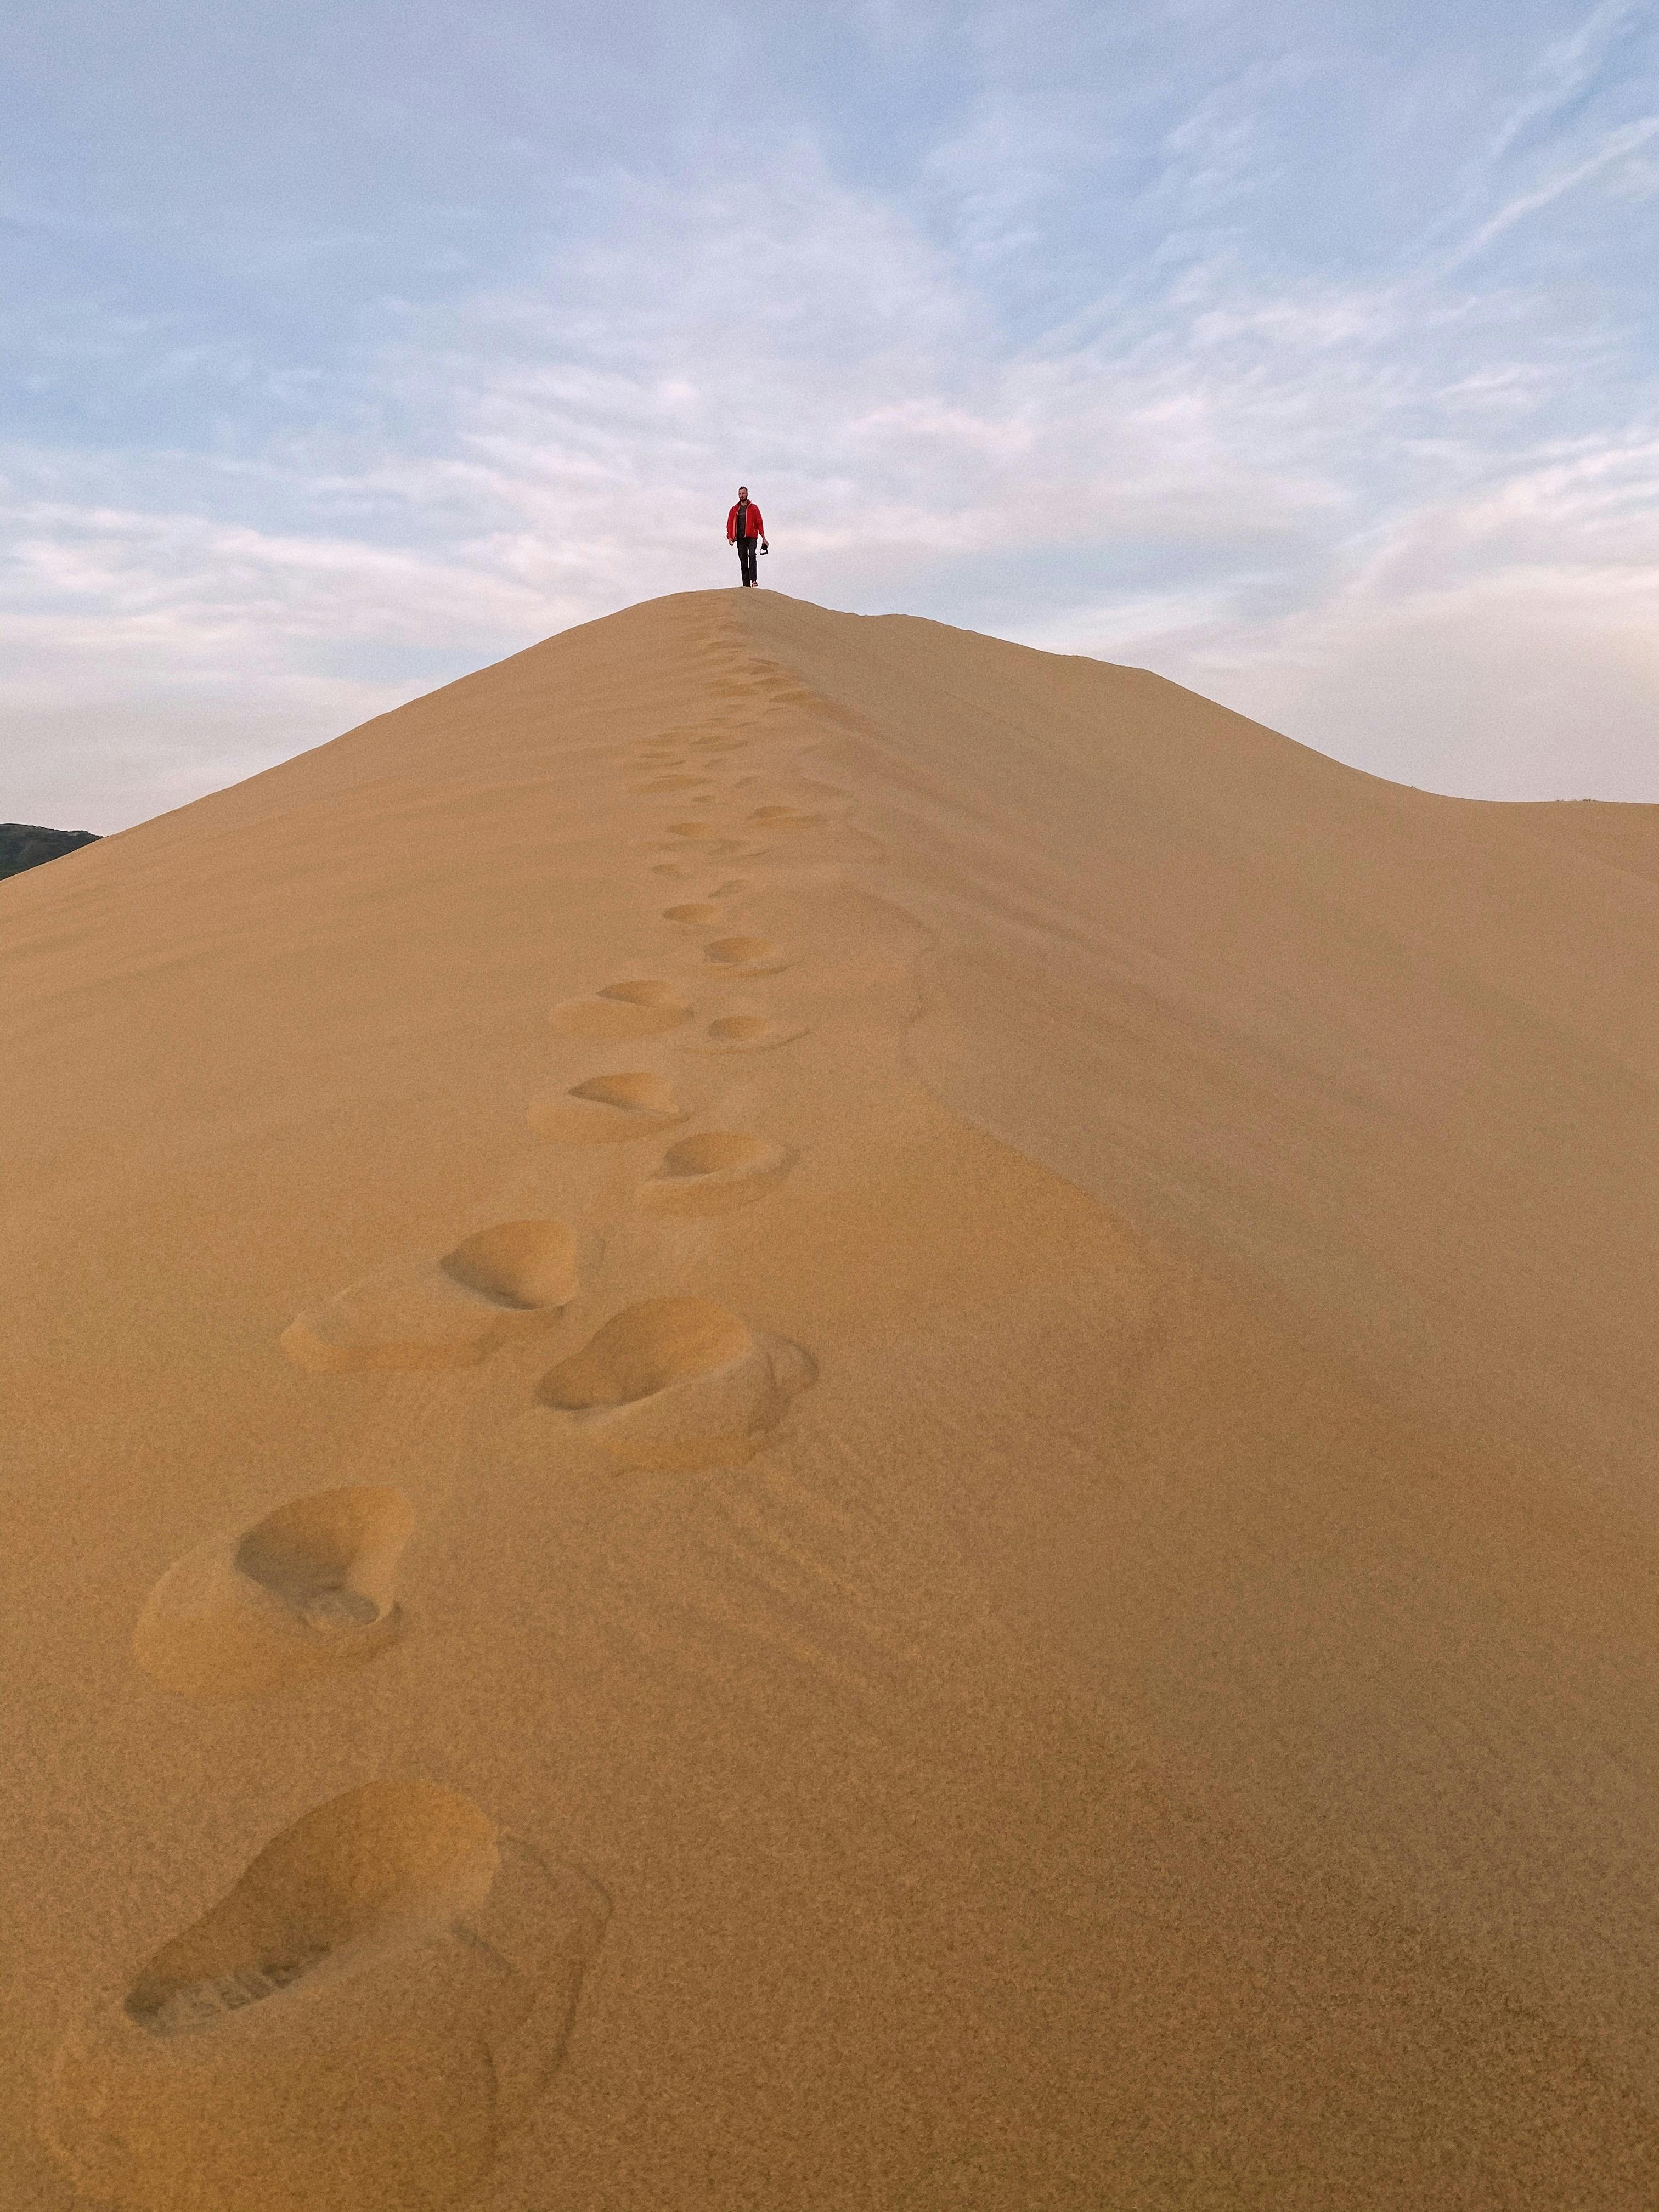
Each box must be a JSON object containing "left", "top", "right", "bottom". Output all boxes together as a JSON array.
[{"left": 4, "top": 588, "right": 1658, "bottom": 2209}]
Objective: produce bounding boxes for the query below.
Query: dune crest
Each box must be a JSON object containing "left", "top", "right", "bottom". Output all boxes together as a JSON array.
[{"left": 4, "top": 589, "right": 1657, "bottom": 2207}]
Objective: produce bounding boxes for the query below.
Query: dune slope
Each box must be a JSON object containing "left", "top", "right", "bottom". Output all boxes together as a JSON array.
[{"left": 3, "top": 589, "right": 1657, "bottom": 2210}]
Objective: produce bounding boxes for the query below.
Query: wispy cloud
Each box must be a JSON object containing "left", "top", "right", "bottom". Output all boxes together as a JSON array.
[
  {"left": 1443, "top": 112, "right": 1659, "bottom": 271},
  {"left": 1487, "top": 0, "right": 1642, "bottom": 160}
]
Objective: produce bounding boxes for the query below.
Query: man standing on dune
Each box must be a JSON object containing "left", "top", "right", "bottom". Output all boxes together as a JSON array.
[{"left": 727, "top": 486, "right": 768, "bottom": 587}]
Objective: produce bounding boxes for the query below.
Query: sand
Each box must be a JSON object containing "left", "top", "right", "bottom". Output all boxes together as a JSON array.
[{"left": 2, "top": 588, "right": 1656, "bottom": 2209}]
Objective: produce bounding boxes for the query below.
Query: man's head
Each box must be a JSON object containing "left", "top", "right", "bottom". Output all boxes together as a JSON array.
[{"left": 738, "top": 486, "right": 748, "bottom": 499}]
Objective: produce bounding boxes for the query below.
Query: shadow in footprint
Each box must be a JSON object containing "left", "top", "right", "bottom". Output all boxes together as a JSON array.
[
  {"left": 691, "top": 1014, "right": 809, "bottom": 1055},
  {"left": 637, "top": 1133, "right": 795, "bottom": 1216},
  {"left": 46, "top": 1780, "right": 610, "bottom": 2212},
  {"left": 135, "top": 1487, "right": 412, "bottom": 1699},
  {"left": 704, "top": 936, "right": 791, "bottom": 976},
  {"left": 527, "top": 1073, "right": 685, "bottom": 1146},
  {"left": 746, "top": 806, "right": 820, "bottom": 830},
  {"left": 281, "top": 1222, "right": 582, "bottom": 1373},
  {"left": 536, "top": 1297, "right": 815, "bottom": 1471},
  {"left": 549, "top": 979, "right": 692, "bottom": 1039},
  {"left": 661, "top": 902, "right": 721, "bottom": 927}
]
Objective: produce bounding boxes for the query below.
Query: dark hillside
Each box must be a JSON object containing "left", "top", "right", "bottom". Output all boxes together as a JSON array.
[{"left": 0, "top": 823, "right": 100, "bottom": 882}]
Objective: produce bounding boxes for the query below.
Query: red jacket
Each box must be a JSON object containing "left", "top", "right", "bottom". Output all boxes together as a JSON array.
[{"left": 727, "top": 501, "right": 765, "bottom": 541}]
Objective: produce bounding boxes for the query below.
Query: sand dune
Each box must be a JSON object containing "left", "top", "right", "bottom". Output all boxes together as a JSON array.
[{"left": 3, "top": 588, "right": 1657, "bottom": 2208}]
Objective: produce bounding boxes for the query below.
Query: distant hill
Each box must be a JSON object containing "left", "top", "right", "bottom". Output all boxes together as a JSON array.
[{"left": 0, "top": 823, "right": 100, "bottom": 881}]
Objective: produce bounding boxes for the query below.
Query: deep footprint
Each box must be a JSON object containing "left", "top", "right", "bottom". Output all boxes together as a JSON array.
[
  {"left": 535, "top": 1297, "right": 815, "bottom": 1471},
  {"left": 704, "top": 935, "right": 791, "bottom": 975},
  {"left": 637, "top": 1132, "right": 795, "bottom": 1216},
  {"left": 46, "top": 1780, "right": 610, "bottom": 2212},
  {"left": 134, "top": 1487, "right": 412, "bottom": 1699},
  {"left": 549, "top": 979, "right": 692, "bottom": 1039},
  {"left": 661, "top": 902, "right": 721, "bottom": 927},
  {"left": 527, "top": 1073, "right": 685, "bottom": 1145},
  {"left": 281, "top": 1222, "right": 583, "bottom": 1373}
]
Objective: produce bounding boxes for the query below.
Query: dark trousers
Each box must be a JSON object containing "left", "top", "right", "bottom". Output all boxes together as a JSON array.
[{"left": 735, "top": 534, "right": 759, "bottom": 586}]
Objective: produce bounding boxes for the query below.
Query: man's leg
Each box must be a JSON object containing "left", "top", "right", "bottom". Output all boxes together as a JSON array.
[{"left": 738, "top": 536, "right": 757, "bottom": 586}]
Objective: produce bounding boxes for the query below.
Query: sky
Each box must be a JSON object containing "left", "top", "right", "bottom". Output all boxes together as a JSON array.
[{"left": 3, "top": 0, "right": 1656, "bottom": 830}]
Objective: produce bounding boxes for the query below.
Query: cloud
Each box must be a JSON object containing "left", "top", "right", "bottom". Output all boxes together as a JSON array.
[
  {"left": 2, "top": 1, "right": 1656, "bottom": 826},
  {"left": 1444, "top": 113, "right": 1659, "bottom": 272},
  {"left": 1487, "top": 0, "right": 1644, "bottom": 161},
  {"left": 1073, "top": 433, "right": 1659, "bottom": 799}
]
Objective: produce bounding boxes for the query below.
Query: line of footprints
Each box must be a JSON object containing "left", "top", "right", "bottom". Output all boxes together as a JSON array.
[{"left": 48, "top": 709, "right": 832, "bottom": 2211}]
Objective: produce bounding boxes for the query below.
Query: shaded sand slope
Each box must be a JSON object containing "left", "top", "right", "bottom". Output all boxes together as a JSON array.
[{"left": 2, "top": 589, "right": 1657, "bottom": 2209}]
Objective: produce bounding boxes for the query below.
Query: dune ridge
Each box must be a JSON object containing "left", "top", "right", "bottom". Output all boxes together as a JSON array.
[{"left": 2, "top": 588, "right": 1657, "bottom": 2207}]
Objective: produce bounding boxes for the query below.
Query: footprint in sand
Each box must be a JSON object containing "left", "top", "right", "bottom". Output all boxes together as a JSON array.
[
  {"left": 45, "top": 1779, "right": 610, "bottom": 2212},
  {"left": 549, "top": 979, "right": 692, "bottom": 1039},
  {"left": 661, "top": 902, "right": 721, "bottom": 928},
  {"left": 636, "top": 1133, "right": 795, "bottom": 1217},
  {"left": 134, "top": 1487, "right": 412, "bottom": 1700},
  {"left": 535, "top": 1297, "right": 815, "bottom": 1471},
  {"left": 650, "top": 862, "right": 691, "bottom": 878},
  {"left": 527, "top": 1073, "right": 685, "bottom": 1145},
  {"left": 690, "top": 1014, "right": 809, "bottom": 1055},
  {"left": 629, "top": 773, "right": 706, "bottom": 793},
  {"left": 704, "top": 935, "right": 791, "bottom": 977},
  {"left": 281, "top": 1222, "right": 582, "bottom": 1373},
  {"left": 667, "top": 821, "right": 717, "bottom": 841},
  {"left": 746, "top": 805, "right": 820, "bottom": 831}
]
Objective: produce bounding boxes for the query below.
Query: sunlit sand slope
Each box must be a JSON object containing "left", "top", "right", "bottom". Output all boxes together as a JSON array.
[{"left": 2, "top": 589, "right": 1656, "bottom": 2210}]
